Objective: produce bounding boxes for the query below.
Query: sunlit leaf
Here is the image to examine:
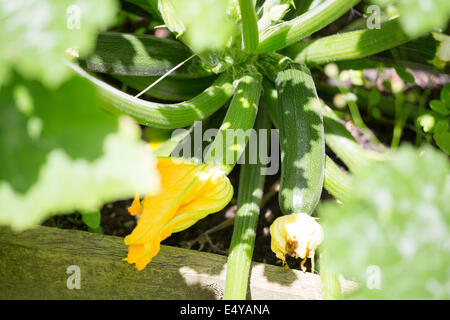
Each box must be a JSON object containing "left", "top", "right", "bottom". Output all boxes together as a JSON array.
[
  {"left": 441, "top": 83, "right": 450, "bottom": 107},
  {"left": 0, "top": 70, "right": 160, "bottom": 230},
  {"left": 0, "top": 0, "right": 117, "bottom": 87},
  {"left": 371, "top": 0, "right": 450, "bottom": 38},
  {"left": 434, "top": 132, "right": 450, "bottom": 155},
  {"left": 430, "top": 100, "right": 449, "bottom": 116},
  {"left": 158, "top": 0, "right": 236, "bottom": 52},
  {"left": 320, "top": 145, "right": 450, "bottom": 299}
]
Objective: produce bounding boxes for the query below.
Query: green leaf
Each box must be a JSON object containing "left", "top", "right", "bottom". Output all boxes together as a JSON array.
[
  {"left": 320, "top": 144, "right": 450, "bottom": 299},
  {"left": 394, "top": 66, "right": 414, "bottom": 84},
  {"left": 434, "top": 119, "right": 449, "bottom": 133},
  {"left": 430, "top": 32, "right": 450, "bottom": 71},
  {"left": 158, "top": 0, "right": 236, "bottom": 53},
  {"left": 399, "top": 0, "right": 450, "bottom": 38},
  {"left": 158, "top": 0, "right": 185, "bottom": 35},
  {"left": 429, "top": 100, "right": 449, "bottom": 116},
  {"left": 0, "top": 71, "right": 160, "bottom": 231},
  {"left": 0, "top": 0, "right": 117, "bottom": 88},
  {"left": 123, "top": 0, "right": 160, "bottom": 18},
  {"left": 434, "top": 132, "right": 450, "bottom": 155},
  {"left": 82, "top": 211, "right": 101, "bottom": 229},
  {"left": 368, "top": 89, "right": 381, "bottom": 106},
  {"left": 371, "top": 0, "right": 450, "bottom": 38},
  {"left": 441, "top": 83, "right": 450, "bottom": 108}
]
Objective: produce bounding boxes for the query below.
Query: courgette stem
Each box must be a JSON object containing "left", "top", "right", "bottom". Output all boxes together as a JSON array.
[
  {"left": 257, "top": 0, "right": 361, "bottom": 53},
  {"left": 79, "top": 32, "right": 211, "bottom": 78},
  {"left": 70, "top": 63, "right": 234, "bottom": 129},
  {"left": 239, "top": 0, "right": 260, "bottom": 53},
  {"left": 320, "top": 251, "right": 343, "bottom": 299},
  {"left": 151, "top": 127, "right": 192, "bottom": 157},
  {"left": 391, "top": 94, "right": 412, "bottom": 149},
  {"left": 321, "top": 103, "right": 387, "bottom": 173},
  {"left": 323, "top": 156, "right": 352, "bottom": 202},
  {"left": 224, "top": 107, "right": 271, "bottom": 300},
  {"left": 371, "top": 33, "right": 449, "bottom": 73},
  {"left": 257, "top": 0, "right": 292, "bottom": 32},
  {"left": 262, "top": 78, "right": 279, "bottom": 128},
  {"left": 316, "top": 83, "right": 421, "bottom": 123},
  {"left": 337, "top": 86, "right": 386, "bottom": 151},
  {"left": 284, "top": 18, "right": 411, "bottom": 65},
  {"left": 256, "top": 52, "right": 292, "bottom": 82},
  {"left": 204, "top": 65, "right": 262, "bottom": 174}
]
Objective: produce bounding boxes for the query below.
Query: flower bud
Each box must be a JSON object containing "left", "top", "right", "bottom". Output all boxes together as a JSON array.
[{"left": 270, "top": 213, "right": 323, "bottom": 271}]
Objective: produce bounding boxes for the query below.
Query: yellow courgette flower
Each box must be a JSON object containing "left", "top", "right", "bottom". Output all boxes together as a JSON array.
[
  {"left": 270, "top": 213, "right": 323, "bottom": 272},
  {"left": 125, "top": 157, "right": 233, "bottom": 270}
]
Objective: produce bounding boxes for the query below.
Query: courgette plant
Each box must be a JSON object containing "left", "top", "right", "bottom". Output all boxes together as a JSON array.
[
  {"left": 2, "top": 0, "right": 449, "bottom": 300},
  {"left": 66, "top": 0, "right": 450, "bottom": 299}
]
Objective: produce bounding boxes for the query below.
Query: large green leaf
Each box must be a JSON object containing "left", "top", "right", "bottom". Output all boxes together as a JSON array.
[
  {"left": 0, "top": 70, "right": 160, "bottom": 231},
  {"left": 320, "top": 145, "right": 450, "bottom": 299},
  {"left": 371, "top": 0, "right": 450, "bottom": 38},
  {"left": 158, "top": 0, "right": 236, "bottom": 52},
  {"left": 0, "top": 0, "right": 117, "bottom": 87}
]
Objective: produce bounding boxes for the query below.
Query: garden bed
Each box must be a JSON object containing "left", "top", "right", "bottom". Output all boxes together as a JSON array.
[{"left": 0, "top": 226, "right": 356, "bottom": 299}]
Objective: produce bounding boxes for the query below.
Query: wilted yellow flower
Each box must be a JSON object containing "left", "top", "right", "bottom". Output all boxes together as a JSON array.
[
  {"left": 125, "top": 157, "right": 233, "bottom": 270},
  {"left": 270, "top": 213, "right": 323, "bottom": 272}
]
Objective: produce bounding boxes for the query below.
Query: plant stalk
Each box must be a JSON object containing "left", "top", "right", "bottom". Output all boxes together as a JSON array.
[
  {"left": 224, "top": 107, "right": 271, "bottom": 300},
  {"left": 257, "top": 0, "right": 361, "bottom": 53},
  {"left": 204, "top": 65, "right": 263, "bottom": 174},
  {"left": 285, "top": 18, "right": 410, "bottom": 65},
  {"left": 239, "top": 0, "right": 260, "bottom": 53}
]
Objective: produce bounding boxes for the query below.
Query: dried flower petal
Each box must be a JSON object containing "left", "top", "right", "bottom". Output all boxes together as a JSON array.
[{"left": 270, "top": 213, "right": 323, "bottom": 271}]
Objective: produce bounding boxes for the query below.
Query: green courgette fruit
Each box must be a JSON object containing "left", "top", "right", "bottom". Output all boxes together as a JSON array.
[
  {"left": 113, "top": 75, "right": 216, "bottom": 101},
  {"left": 79, "top": 32, "right": 211, "bottom": 78},
  {"left": 70, "top": 63, "right": 234, "bottom": 129},
  {"left": 275, "top": 63, "right": 325, "bottom": 215},
  {"left": 262, "top": 78, "right": 353, "bottom": 203}
]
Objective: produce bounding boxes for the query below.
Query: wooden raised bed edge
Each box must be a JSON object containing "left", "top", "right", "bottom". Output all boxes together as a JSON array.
[{"left": 0, "top": 226, "right": 356, "bottom": 299}]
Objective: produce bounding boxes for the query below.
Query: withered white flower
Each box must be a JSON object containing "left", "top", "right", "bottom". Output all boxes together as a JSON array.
[{"left": 270, "top": 213, "right": 323, "bottom": 272}]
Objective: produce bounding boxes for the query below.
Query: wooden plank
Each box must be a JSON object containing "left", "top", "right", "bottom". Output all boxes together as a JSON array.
[{"left": 0, "top": 226, "right": 356, "bottom": 299}]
